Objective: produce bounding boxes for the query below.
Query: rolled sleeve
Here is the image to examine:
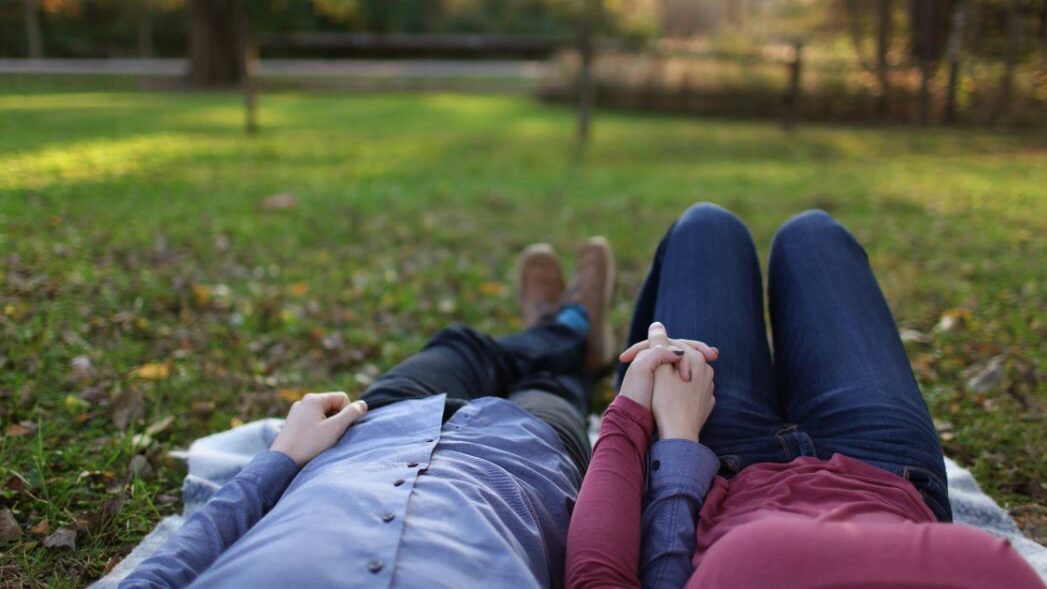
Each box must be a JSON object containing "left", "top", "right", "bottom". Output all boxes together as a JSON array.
[
  {"left": 648, "top": 439, "right": 719, "bottom": 501},
  {"left": 641, "top": 439, "right": 719, "bottom": 589}
]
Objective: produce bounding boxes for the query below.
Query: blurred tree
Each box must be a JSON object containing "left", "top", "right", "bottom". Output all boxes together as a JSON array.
[
  {"left": 910, "top": 0, "right": 952, "bottom": 124},
  {"left": 188, "top": 0, "right": 246, "bottom": 85},
  {"left": 23, "top": 0, "right": 43, "bottom": 57},
  {"left": 944, "top": 0, "right": 967, "bottom": 124},
  {"left": 877, "top": 0, "right": 893, "bottom": 116}
]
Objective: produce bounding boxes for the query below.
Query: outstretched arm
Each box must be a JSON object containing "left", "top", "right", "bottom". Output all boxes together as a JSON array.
[
  {"left": 119, "top": 450, "right": 300, "bottom": 588},
  {"left": 120, "top": 393, "right": 366, "bottom": 588}
]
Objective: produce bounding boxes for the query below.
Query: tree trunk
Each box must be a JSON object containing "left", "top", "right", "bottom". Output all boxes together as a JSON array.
[
  {"left": 576, "top": 0, "right": 599, "bottom": 147},
  {"left": 944, "top": 0, "right": 966, "bottom": 124},
  {"left": 22, "top": 0, "right": 42, "bottom": 59},
  {"left": 992, "top": 0, "right": 1019, "bottom": 123},
  {"left": 138, "top": 0, "right": 154, "bottom": 58},
  {"left": 914, "top": 0, "right": 935, "bottom": 125},
  {"left": 238, "top": 7, "right": 258, "bottom": 134},
  {"left": 844, "top": 0, "right": 872, "bottom": 69},
  {"left": 189, "top": 0, "right": 245, "bottom": 86},
  {"left": 877, "top": 0, "right": 892, "bottom": 117},
  {"left": 781, "top": 41, "right": 804, "bottom": 130}
]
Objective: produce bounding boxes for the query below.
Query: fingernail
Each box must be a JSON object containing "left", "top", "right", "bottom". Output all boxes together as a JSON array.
[
  {"left": 650, "top": 322, "right": 664, "bottom": 329},
  {"left": 355, "top": 400, "right": 368, "bottom": 411},
  {"left": 712, "top": 347, "right": 719, "bottom": 354}
]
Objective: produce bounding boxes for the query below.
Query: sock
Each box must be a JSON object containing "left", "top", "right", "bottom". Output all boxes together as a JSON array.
[{"left": 555, "top": 303, "right": 589, "bottom": 335}]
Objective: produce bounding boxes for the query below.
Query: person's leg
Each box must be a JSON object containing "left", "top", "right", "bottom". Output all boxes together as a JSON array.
[
  {"left": 361, "top": 307, "right": 588, "bottom": 420},
  {"left": 768, "top": 210, "right": 951, "bottom": 520},
  {"left": 621, "top": 203, "right": 786, "bottom": 472}
]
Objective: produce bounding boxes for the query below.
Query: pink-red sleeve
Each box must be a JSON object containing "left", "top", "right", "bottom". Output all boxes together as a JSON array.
[{"left": 566, "top": 395, "right": 654, "bottom": 589}]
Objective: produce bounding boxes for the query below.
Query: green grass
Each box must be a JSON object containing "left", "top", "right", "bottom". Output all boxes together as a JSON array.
[{"left": 0, "top": 75, "right": 1044, "bottom": 585}]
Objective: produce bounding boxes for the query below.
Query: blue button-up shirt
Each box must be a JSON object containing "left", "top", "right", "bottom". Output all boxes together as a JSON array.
[{"left": 122, "top": 394, "right": 582, "bottom": 588}]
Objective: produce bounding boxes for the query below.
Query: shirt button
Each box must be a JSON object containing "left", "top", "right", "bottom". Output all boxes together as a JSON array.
[
  {"left": 407, "top": 461, "right": 419, "bottom": 468},
  {"left": 381, "top": 512, "right": 395, "bottom": 523},
  {"left": 368, "top": 560, "right": 384, "bottom": 573},
  {"left": 652, "top": 460, "right": 661, "bottom": 471},
  {"left": 393, "top": 478, "right": 405, "bottom": 486}
]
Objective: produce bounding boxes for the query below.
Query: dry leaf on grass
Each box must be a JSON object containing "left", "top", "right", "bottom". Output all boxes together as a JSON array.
[
  {"left": 131, "top": 362, "right": 171, "bottom": 381},
  {"left": 111, "top": 388, "right": 145, "bottom": 431},
  {"left": 0, "top": 508, "right": 22, "bottom": 543},
  {"left": 43, "top": 527, "right": 76, "bottom": 550},
  {"left": 262, "top": 192, "right": 298, "bottom": 211}
]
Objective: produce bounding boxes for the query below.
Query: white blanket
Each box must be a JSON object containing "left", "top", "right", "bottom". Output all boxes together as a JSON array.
[{"left": 92, "top": 418, "right": 1047, "bottom": 587}]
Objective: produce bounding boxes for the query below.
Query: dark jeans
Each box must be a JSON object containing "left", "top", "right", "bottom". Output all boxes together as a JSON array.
[
  {"left": 361, "top": 322, "right": 593, "bottom": 474},
  {"left": 619, "top": 203, "right": 951, "bottom": 521}
]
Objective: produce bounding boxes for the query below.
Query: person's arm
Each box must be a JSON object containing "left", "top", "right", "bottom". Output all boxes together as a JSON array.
[
  {"left": 622, "top": 324, "right": 719, "bottom": 589},
  {"left": 120, "top": 393, "right": 367, "bottom": 589},
  {"left": 567, "top": 321, "right": 717, "bottom": 589},
  {"left": 120, "top": 451, "right": 300, "bottom": 588},
  {"left": 565, "top": 395, "right": 653, "bottom": 589},
  {"left": 640, "top": 439, "right": 718, "bottom": 588}
]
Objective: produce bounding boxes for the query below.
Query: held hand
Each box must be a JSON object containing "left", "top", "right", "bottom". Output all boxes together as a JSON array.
[
  {"left": 271, "top": 392, "right": 367, "bottom": 466},
  {"left": 652, "top": 342, "right": 716, "bottom": 443},
  {"left": 618, "top": 322, "right": 711, "bottom": 410}
]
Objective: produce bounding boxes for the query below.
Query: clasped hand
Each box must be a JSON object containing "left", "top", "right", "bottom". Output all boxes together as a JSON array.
[{"left": 619, "top": 322, "right": 717, "bottom": 442}]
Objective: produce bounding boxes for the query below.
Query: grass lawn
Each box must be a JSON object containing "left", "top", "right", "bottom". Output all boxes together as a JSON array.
[{"left": 0, "top": 75, "right": 1044, "bottom": 585}]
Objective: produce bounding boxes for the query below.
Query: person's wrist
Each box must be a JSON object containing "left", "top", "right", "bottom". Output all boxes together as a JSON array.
[{"left": 656, "top": 418, "right": 700, "bottom": 442}]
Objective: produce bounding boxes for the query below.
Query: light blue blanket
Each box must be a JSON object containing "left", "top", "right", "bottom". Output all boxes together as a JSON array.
[{"left": 92, "top": 418, "right": 1047, "bottom": 587}]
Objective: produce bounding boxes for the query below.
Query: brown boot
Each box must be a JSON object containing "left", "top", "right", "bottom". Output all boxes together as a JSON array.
[
  {"left": 517, "top": 243, "right": 566, "bottom": 328},
  {"left": 566, "top": 237, "right": 616, "bottom": 375}
]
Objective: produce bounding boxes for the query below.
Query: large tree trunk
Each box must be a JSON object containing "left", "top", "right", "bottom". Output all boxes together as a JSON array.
[
  {"left": 992, "top": 0, "right": 1020, "bottom": 123},
  {"left": 138, "top": 0, "right": 154, "bottom": 58},
  {"left": 877, "top": 0, "right": 892, "bottom": 117},
  {"left": 189, "top": 0, "right": 245, "bottom": 86},
  {"left": 912, "top": 0, "right": 941, "bottom": 125},
  {"left": 944, "top": 0, "right": 966, "bottom": 124},
  {"left": 22, "top": 0, "right": 42, "bottom": 58}
]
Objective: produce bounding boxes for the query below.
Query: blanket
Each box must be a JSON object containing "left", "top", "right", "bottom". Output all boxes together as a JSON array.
[{"left": 91, "top": 418, "right": 1047, "bottom": 587}]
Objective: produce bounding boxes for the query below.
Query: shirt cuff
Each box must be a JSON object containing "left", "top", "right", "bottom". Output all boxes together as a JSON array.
[
  {"left": 648, "top": 439, "right": 719, "bottom": 499},
  {"left": 237, "top": 450, "right": 301, "bottom": 509}
]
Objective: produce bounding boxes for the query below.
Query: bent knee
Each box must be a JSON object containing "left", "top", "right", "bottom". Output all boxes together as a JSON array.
[
  {"left": 671, "top": 202, "right": 752, "bottom": 245},
  {"left": 772, "top": 209, "right": 854, "bottom": 252}
]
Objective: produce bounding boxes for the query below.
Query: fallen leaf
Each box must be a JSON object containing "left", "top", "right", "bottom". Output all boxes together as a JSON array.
[
  {"left": 230, "top": 417, "right": 244, "bottom": 428},
  {"left": 131, "top": 362, "right": 171, "bottom": 381},
  {"left": 43, "top": 527, "right": 76, "bottom": 550},
  {"left": 0, "top": 508, "right": 22, "bottom": 543},
  {"left": 111, "top": 388, "right": 145, "bottom": 431},
  {"left": 287, "top": 282, "right": 309, "bottom": 296},
  {"left": 191, "top": 283, "right": 212, "bottom": 307},
  {"left": 144, "top": 415, "right": 175, "bottom": 437},
  {"left": 899, "top": 328, "right": 931, "bottom": 344},
  {"left": 131, "top": 433, "right": 153, "bottom": 449},
  {"left": 70, "top": 355, "right": 93, "bottom": 377},
  {"left": 262, "top": 192, "right": 298, "bottom": 211},
  {"left": 966, "top": 355, "right": 1005, "bottom": 394},
  {"left": 63, "top": 394, "right": 89, "bottom": 413},
  {"left": 4, "top": 423, "right": 33, "bottom": 437},
  {"left": 277, "top": 388, "right": 306, "bottom": 403},
  {"left": 29, "top": 519, "right": 48, "bottom": 536},
  {"left": 156, "top": 493, "right": 178, "bottom": 505},
  {"left": 478, "top": 281, "right": 507, "bottom": 296},
  {"left": 128, "top": 455, "right": 153, "bottom": 480},
  {"left": 935, "top": 308, "right": 971, "bottom": 333}
]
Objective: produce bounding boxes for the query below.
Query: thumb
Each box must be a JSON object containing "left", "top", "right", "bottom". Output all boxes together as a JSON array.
[{"left": 326, "top": 399, "right": 367, "bottom": 431}]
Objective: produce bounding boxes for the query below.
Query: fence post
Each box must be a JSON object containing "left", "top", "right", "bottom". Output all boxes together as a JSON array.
[
  {"left": 238, "top": 4, "right": 258, "bottom": 135},
  {"left": 781, "top": 41, "right": 804, "bottom": 130}
]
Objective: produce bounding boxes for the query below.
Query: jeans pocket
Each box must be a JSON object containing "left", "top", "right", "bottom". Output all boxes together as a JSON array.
[{"left": 901, "top": 465, "right": 951, "bottom": 522}]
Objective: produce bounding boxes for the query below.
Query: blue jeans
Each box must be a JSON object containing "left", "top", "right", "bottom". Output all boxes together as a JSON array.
[{"left": 619, "top": 203, "right": 951, "bottom": 521}]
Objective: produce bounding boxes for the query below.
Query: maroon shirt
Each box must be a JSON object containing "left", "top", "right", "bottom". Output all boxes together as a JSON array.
[{"left": 566, "top": 396, "right": 1044, "bottom": 588}]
